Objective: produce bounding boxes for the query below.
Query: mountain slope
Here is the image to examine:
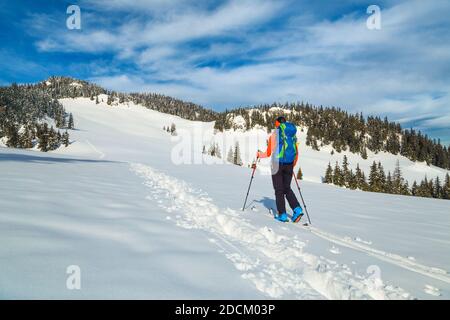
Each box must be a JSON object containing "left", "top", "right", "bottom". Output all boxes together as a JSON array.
[
  {"left": 2, "top": 77, "right": 449, "bottom": 172},
  {"left": 1, "top": 97, "right": 449, "bottom": 299}
]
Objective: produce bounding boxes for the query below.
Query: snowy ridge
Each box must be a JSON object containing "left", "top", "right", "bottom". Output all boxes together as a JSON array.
[{"left": 131, "top": 163, "right": 412, "bottom": 299}]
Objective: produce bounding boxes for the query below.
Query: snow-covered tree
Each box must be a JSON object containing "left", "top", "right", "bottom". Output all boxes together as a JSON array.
[
  {"left": 215, "top": 143, "right": 222, "bottom": 159},
  {"left": 68, "top": 113, "right": 74, "bottom": 129},
  {"left": 170, "top": 123, "right": 177, "bottom": 136},
  {"left": 233, "top": 142, "right": 243, "bottom": 166},
  {"left": 227, "top": 147, "right": 234, "bottom": 163},
  {"left": 324, "top": 162, "right": 333, "bottom": 184}
]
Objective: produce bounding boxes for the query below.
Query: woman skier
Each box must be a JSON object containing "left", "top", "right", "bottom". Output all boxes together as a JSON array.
[{"left": 257, "top": 116, "right": 304, "bottom": 223}]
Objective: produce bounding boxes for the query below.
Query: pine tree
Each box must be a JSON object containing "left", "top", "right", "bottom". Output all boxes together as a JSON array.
[
  {"left": 369, "top": 161, "right": 380, "bottom": 192},
  {"left": 208, "top": 143, "right": 216, "bottom": 157},
  {"left": 62, "top": 131, "right": 69, "bottom": 147},
  {"left": 170, "top": 123, "right": 176, "bottom": 136},
  {"left": 68, "top": 113, "right": 74, "bottom": 129},
  {"left": 428, "top": 178, "right": 435, "bottom": 197},
  {"left": 361, "top": 148, "right": 368, "bottom": 160},
  {"left": 215, "top": 143, "right": 221, "bottom": 158},
  {"left": 385, "top": 171, "right": 394, "bottom": 194},
  {"left": 342, "top": 155, "right": 350, "bottom": 187},
  {"left": 19, "top": 126, "right": 33, "bottom": 148},
  {"left": 208, "top": 143, "right": 221, "bottom": 158},
  {"left": 333, "top": 161, "right": 343, "bottom": 186},
  {"left": 348, "top": 169, "right": 357, "bottom": 189},
  {"left": 48, "top": 127, "right": 60, "bottom": 150},
  {"left": 297, "top": 166, "right": 303, "bottom": 180},
  {"left": 55, "top": 111, "right": 65, "bottom": 128},
  {"left": 60, "top": 113, "right": 67, "bottom": 128},
  {"left": 434, "top": 176, "right": 442, "bottom": 199},
  {"left": 324, "top": 162, "right": 333, "bottom": 184},
  {"left": 6, "top": 125, "right": 20, "bottom": 147},
  {"left": 95, "top": 96, "right": 99, "bottom": 104},
  {"left": 393, "top": 160, "right": 403, "bottom": 194},
  {"left": 355, "top": 164, "right": 365, "bottom": 190},
  {"left": 227, "top": 147, "right": 234, "bottom": 163},
  {"left": 411, "top": 181, "right": 418, "bottom": 196},
  {"left": 234, "top": 142, "right": 243, "bottom": 166},
  {"left": 361, "top": 172, "right": 369, "bottom": 191},
  {"left": 402, "top": 180, "right": 410, "bottom": 196},
  {"left": 377, "top": 162, "right": 386, "bottom": 192},
  {"left": 38, "top": 125, "right": 49, "bottom": 152},
  {"left": 420, "top": 177, "right": 433, "bottom": 198},
  {"left": 443, "top": 174, "right": 450, "bottom": 199},
  {"left": 420, "top": 177, "right": 431, "bottom": 197}
]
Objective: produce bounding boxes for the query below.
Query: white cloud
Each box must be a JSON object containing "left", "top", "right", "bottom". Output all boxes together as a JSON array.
[
  {"left": 81, "top": 0, "right": 192, "bottom": 13},
  {"left": 421, "top": 115, "right": 450, "bottom": 128},
  {"left": 34, "top": 0, "right": 281, "bottom": 54},
  {"left": 25, "top": 0, "right": 450, "bottom": 140}
]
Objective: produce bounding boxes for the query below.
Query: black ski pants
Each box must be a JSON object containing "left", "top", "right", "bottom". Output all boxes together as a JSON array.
[{"left": 272, "top": 163, "right": 300, "bottom": 214}]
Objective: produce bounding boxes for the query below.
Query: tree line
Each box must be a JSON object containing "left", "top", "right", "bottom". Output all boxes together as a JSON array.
[
  {"left": 324, "top": 156, "right": 450, "bottom": 200},
  {"left": 0, "top": 82, "right": 73, "bottom": 151},
  {"left": 202, "top": 141, "right": 243, "bottom": 166},
  {"left": 163, "top": 123, "right": 177, "bottom": 136},
  {"left": 213, "top": 103, "right": 450, "bottom": 170}
]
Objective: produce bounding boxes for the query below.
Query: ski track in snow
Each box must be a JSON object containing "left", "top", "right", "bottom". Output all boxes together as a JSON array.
[
  {"left": 299, "top": 224, "right": 450, "bottom": 285},
  {"left": 329, "top": 246, "right": 341, "bottom": 255},
  {"left": 424, "top": 285, "right": 441, "bottom": 297},
  {"left": 131, "top": 162, "right": 412, "bottom": 300},
  {"left": 85, "top": 139, "right": 106, "bottom": 159}
]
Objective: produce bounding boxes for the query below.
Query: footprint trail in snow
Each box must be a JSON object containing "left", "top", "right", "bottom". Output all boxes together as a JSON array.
[{"left": 131, "top": 163, "right": 412, "bottom": 300}]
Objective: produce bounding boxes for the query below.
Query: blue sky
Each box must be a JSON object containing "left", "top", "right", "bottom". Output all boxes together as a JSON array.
[{"left": 1, "top": 0, "right": 449, "bottom": 144}]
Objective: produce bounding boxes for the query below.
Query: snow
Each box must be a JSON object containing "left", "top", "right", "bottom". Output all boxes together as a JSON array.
[
  {"left": 69, "top": 82, "right": 83, "bottom": 88},
  {"left": 231, "top": 115, "right": 247, "bottom": 131},
  {"left": 131, "top": 162, "right": 417, "bottom": 299},
  {"left": 0, "top": 97, "right": 449, "bottom": 299},
  {"left": 424, "top": 284, "right": 441, "bottom": 296}
]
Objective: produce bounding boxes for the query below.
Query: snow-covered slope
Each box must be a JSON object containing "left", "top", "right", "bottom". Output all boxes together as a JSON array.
[{"left": 1, "top": 97, "right": 449, "bottom": 299}]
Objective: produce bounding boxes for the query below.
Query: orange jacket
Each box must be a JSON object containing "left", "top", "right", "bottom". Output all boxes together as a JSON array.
[{"left": 258, "top": 131, "right": 299, "bottom": 166}]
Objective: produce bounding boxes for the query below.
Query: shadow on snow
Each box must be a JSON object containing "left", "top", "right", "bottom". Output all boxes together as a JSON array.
[{"left": 0, "top": 152, "right": 118, "bottom": 165}]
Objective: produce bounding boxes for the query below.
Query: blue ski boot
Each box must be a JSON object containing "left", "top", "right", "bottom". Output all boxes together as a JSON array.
[
  {"left": 275, "top": 212, "right": 289, "bottom": 222},
  {"left": 292, "top": 206, "right": 304, "bottom": 223}
]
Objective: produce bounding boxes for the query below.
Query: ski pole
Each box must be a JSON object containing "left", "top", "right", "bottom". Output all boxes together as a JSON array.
[
  {"left": 242, "top": 156, "right": 259, "bottom": 211},
  {"left": 292, "top": 172, "right": 312, "bottom": 224}
]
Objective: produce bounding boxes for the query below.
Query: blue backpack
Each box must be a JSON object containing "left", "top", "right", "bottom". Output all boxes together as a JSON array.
[{"left": 277, "top": 122, "right": 297, "bottom": 164}]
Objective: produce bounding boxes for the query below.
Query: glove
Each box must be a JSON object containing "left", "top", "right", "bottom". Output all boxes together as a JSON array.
[{"left": 256, "top": 150, "right": 262, "bottom": 158}]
